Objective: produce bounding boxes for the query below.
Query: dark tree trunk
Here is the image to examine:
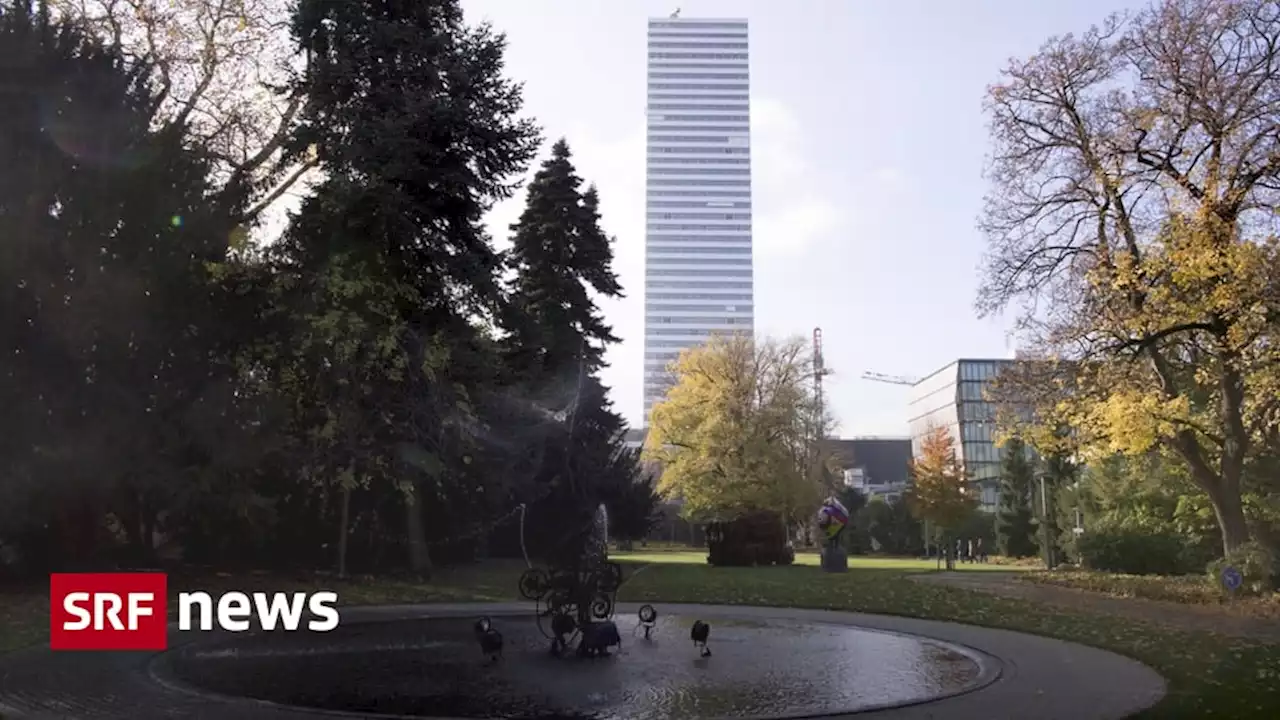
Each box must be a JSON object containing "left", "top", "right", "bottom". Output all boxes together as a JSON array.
[
  {"left": 404, "top": 482, "right": 432, "bottom": 577},
  {"left": 118, "top": 489, "right": 158, "bottom": 566},
  {"left": 121, "top": 496, "right": 142, "bottom": 557},
  {"left": 1175, "top": 435, "right": 1251, "bottom": 556},
  {"left": 138, "top": 496, "right": 157, "bottom": 566},
  {"left": 337, "top": 485, "right": 351, "bottom": 578},
  {"left": 1215, "top": 364, "right": 1252, "bottom": 555},
  {"left": 1170, "top": 397, "right": 1252, "bottom": 557},
  {"left": 54, "top": 501, "right": 102, "bottom": 570},
  {"left": 1207, "top": 480, "right": 1250, "bottom": 556}
]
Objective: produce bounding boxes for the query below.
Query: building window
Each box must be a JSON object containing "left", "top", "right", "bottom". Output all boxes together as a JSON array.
[
  {"left": 960, "top": 402, "right": 995, "bottom": 422},
  {"left": 982, "top": 485, "right": 998, "bottom": 507},
  {"left": 963, "top": 442, "right": 991, "bottom": 463}
]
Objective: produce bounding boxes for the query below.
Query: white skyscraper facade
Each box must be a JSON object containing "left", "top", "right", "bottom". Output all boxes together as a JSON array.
[{"left": 643, "top": 16, "right": 754, "bottom": 420}]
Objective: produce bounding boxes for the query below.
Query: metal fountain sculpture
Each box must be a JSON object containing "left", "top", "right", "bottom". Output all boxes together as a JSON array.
[
  {"left": 473, "top": 616, "right": 504, "bottom": 664},
  {"left": 518, "top": 503, "right": 628, "bottom": 658},
  {"left": 504, "top": 503, "right": 715, "bottom": 665}
]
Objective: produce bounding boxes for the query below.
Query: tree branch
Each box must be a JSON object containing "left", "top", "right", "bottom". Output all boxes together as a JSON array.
[{"left": 241, "top": 157, "right": 317, "bottom": 221}]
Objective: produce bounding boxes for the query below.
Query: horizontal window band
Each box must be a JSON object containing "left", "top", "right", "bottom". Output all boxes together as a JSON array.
[
  {"left": 647, "top": 283, "right": 753, "bottom": 290},
  {"left": 648, "top": 210, "right": 752, "bottom": 218},
  {"left": 650, "top": 198, "right": 747, "bottom": 204},
  {"left": 649, "top": 32, "right": 748, "bottom": 40},
  {"left": 647, "top": 180, "right": 750, "bottom": 187},
  {"left": 648, "top": 157, "right": 751, "bottom": 164},
  {"left": 649, "top": 84, "right": 749, "bottom": 91},
  {"left": 647, "top": 243, "right": 752, "bottom": 251},
  {"left": 648, "top": 148, "right": 749, "bottom": 155},
  {"left": 647, "top": 189, "right": 751, "bottom": 196},
  {"left": 648, "top": 93, "right": 749, "bottom": 101},
  {"left": 649, "top": 42, "right": 748, "bottom": 50},
  {"left": 645, "top": 304, "right": 753, "bottom": 311},
  {"left": 648, "top": 169, "right": 750, "bottom": 176},
  {"left": 649, "top": 71, "right": 749, "bottom": 78},
  {"left": 649, "top": 115, "right": 749, "bottom": 122},
  {"left": 646, "top": 271, "right": 753, "bottom": 277},
  {"left": 650, "top": 53, "right": 748, "bottom": 60},
  {"left": 648, "top": 21, "right": 748, "bottom": 29},
  {"left": 648, "top": 126, "right": 748, "bottom": 134},
  {"left": 648, "top": 291, "right": 754, "bottom": 298}
]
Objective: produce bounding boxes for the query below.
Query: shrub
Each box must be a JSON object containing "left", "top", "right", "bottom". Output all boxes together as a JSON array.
[
  {"left": 705, "top": 511, "right": 792, "bottom": 566},
  {"left": 1076, "top": 524, "right": 1191, "bottom": 575},
  {"left": 1206, "top": 541, "right": 1277, "bottom": 596},
  {"left": 778, "top": 544, "right": 796, "bottom": 566}
]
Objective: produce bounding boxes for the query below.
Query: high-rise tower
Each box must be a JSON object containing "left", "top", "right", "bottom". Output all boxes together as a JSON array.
[{"left": 643, "top": 15, "right": 754, "bottom": 420}]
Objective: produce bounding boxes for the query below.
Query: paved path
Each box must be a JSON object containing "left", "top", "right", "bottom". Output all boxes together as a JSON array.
[
  {"left": 0, "top": 602, "right": 1165, "bottom": 720},
  {"left": 913, "top": 571, "right": 1280, "bottom": 642}
]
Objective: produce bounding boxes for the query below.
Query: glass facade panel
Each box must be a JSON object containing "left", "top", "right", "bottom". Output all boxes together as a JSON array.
[
  {"left": 959, "top": 381, "right": 985, "bottom": 400},
  {"left": 908, "top": 359, "right": 1017, "bottom": 512}
]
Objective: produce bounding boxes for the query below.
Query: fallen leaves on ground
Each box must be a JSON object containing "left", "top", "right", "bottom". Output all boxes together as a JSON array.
[{"left": 1023, "top": 569, "right": 1280, "bottom": 618}]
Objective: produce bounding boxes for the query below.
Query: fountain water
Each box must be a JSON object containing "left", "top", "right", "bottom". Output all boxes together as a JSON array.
[{"left": 584, "top": 503, "right": 609, "bottom": 567}]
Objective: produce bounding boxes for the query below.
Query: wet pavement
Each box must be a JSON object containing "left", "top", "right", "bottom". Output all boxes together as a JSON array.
[
  {"left": 0, "top": 602, "right": 1166, "bottom": 719},
  {"left": 154, "top": 613, "right": 989, "bottom": 719}
]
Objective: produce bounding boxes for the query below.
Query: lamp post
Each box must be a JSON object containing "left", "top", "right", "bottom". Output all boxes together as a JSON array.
[
  {"left": 1072, "top": 480, "right": 1084, "bottom": 536},
  {"left": 925, "top": 519, "right": 937, "bottom": 569}
]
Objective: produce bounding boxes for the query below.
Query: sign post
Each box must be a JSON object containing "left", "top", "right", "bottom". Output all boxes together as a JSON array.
[{"left": 1221, "top": 566, "right": 1243, "bottom": 595}]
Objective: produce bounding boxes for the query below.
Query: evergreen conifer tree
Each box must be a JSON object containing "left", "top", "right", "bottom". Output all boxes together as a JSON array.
[
  {"left": 0, "top": 0, "right": 248, "bottom": 565},
  {"left": 995, "top": 437, "right": 1038, "bottom": 557},
  {"left": 276, "top": 0, "right": 540, "bottom": 574},
  {"left": 500, "top": 139, "right": 644, "bottom": 563},
  {"left": 1038, "top": 452, "right": 1076, "bottom": 566}
]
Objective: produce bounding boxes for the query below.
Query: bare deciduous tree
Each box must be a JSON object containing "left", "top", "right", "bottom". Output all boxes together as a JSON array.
[{"left": 52, "top": 0, "right": 315, "bottom": 224}]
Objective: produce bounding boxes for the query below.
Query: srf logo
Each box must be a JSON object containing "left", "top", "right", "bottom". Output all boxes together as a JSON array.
[{"left": 50, "top": 573, "right": 168, "bottom": 651}]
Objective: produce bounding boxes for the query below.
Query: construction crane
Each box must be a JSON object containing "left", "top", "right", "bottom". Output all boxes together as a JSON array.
[
  {"left": 813, "top": 328, "right": 832, "bottom": 430},
  {"left": 861, "top": 371, "right": 919, "bottom": 386}
]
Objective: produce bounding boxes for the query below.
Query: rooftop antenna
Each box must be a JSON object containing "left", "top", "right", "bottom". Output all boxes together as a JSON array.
[{"left": 670, "top": 7, "right": 681, "bottom": 18}]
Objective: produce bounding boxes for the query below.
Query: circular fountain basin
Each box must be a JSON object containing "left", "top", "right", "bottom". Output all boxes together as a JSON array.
[{"left": 154, "top": 612, "right": 996, "bottom": 719}]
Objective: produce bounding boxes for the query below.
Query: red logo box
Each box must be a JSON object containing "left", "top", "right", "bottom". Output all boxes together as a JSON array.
[{"left": 49, "top": 573, "right": 168, "bottom": 650}]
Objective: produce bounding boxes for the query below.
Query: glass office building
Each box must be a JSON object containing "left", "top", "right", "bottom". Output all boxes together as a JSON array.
[
  {"left": 906, "top": 359, "right": 1016, "bottom": 511},
  {"left": 642, "top": 16, "right": 755, "bottom": 420}
]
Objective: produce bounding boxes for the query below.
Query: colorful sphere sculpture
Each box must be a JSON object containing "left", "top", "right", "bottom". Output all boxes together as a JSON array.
[{"left": 816, "top": 496, "right": 850, "bottom": 540}]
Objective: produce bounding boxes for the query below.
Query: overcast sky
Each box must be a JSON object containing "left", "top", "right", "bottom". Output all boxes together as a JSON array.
[{"left": 462, "top": 0, "right": 1144, "bottom": 437}]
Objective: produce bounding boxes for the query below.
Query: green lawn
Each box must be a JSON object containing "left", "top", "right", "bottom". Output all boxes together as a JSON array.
[{"left": 4, "top": 554, "right": 1278, "bottom": 719}]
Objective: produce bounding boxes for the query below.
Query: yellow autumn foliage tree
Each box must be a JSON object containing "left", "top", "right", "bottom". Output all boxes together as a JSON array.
[
  {"left": 906, "top": 426, "right": 977, "bottom": 536},
  {"left": 643, "top": 333, "right": 829, "bottom": 525},
  {"left": 994, "top": 216, "right": 1280, "bottom": 554},
  {"left": 978, "top": 1, "right": 1280, "bottom": 554}
]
